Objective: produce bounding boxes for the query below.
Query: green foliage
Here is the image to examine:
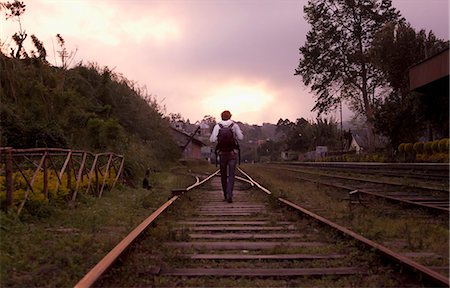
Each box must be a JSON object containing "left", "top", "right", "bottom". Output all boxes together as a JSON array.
[
  {"left": 404, "top": 143, "right": 414, "bottom": 154},
  {"left": 371, "top": 22, "right": 449, "bottom": 147},
  {"left": 0, "top": 52, "right": 180, "bottom": 182},
  {"left": 371, "top": 22, "right": 448, "bottom": 95},
  {"left": 86, "top": 117, "right": 127, "bottom": 151},
  {"left": 275, "top": 117, "right": 341, "bottom": 153},
  {"left": 413, "top": 142, "right": 424, "bottom": 154},
  {"left": 431, "top": 140, "right": 440, "bottom": 154},
  {"left": 397, "top": 143, "right": 405, "bottom": 153},
  {"left": 295, "top": 0, "right": 401, "bottom": 121},
  {"left": 0, "top": 163, "right": 196, "bottom": 287},
  {"left": 0, "top": 168, "right": 117, "bottom": 215},
  {"left": 30, "top": 34, "right": 47, "bottom": 61},
  {"left": 438, "top": 139, "right": 449, "bottom": 153},
  {"left": 373, "top": 92, "right": 423, "bottom": 151},
  {"left": 424, "top": 142, "right": 433, "bottom": 155},
  {"left": 399, "top": 140, "right": 448, "bottom": 163}
]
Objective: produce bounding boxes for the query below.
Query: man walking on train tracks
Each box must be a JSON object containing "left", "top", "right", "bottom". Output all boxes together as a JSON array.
[{"left": 210, "top": 110, "right": 244, "bottom": 203}]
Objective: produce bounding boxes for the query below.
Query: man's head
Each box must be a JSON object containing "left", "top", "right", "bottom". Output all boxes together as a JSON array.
[{"left": 221, "top": 110, "right": 232, "bottom": 120}]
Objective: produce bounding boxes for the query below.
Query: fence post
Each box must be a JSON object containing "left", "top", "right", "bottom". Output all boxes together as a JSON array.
[
  {"left": 112, "top": 156, "right": 124, "bottom": 189},
  {"left": 72, "top": 152, "right": 87, "bottom": 202},
  {"left": 5, "top": 148, "right": 13, "bottom": 211},
  {"left": 98, "top": 153, "right": 113, "bottom": 198},
  {"left": 67, "top": 154, "right": 72, "bottom": 191},
  {"left": 43, "top": 151, "right": 49, "bottom": 199}
]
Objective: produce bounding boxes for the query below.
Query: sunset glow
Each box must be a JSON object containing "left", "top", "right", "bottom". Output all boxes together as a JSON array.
[
  {"left": 1, "top": 0, "right": 447, "bottom": 125},
  {"left": 202, "top": 81, "right": 275, "bottom": 119},
  {"left": 24, "top": 0, "right": 182, "bottom": 46}
]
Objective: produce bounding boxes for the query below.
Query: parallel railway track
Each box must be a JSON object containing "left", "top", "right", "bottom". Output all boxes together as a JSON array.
[
  {"left": 75, "top": 167, "right": 449, "bottom": 287},
  {"left": 267, "top": 163, "right": 449, "bottom": 214},
  {"left": 272, "top": 162, "right": 449, "bottom": 184}
]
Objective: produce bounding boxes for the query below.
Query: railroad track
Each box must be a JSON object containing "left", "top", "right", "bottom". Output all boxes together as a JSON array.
[
  {"left": 75, "top": 168, "right": 449, "bottom": 287},
  {"left": 267, "top": 163, "right": 449, "bottom": 214},
  {"left": 271, "top": 162, "right": 449, "bottom": 184}
]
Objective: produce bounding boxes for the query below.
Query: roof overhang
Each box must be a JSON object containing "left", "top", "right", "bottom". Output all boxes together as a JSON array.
[{"left": 409, "top": 48, "right": 449, "bottom": 93}]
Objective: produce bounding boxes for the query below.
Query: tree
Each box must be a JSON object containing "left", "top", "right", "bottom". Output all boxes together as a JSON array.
[
  {"left": 168, "top": 112, "right": 185, "bottom": 123},
  {"left": 372, "top": 93, "right": 420, "bottom": 150},
  {"left": 30, "top": 34, "right": 47, "bottom": 61},
  {"left": 370, "top": 22, "right": 448, "bottom": 97},
  {"left": 1, "top": 1, "right": 27, "bottom": 58},
  {"left": 56, "top": 34, "right": 77, "bottom": 69},
  {"left": 370, "top": 22, "right": 449, "bottom": 148},
  {"left": 295, "top": 0, "right": 401, "bottom": 125},
  {"left": 311, "top": 117, "right": 341, "bottom": 149},
  {"left": 275, "top": 118, "right": 295, "bottom": 138},
  {"left": 276, "top": 117, "right": 342, "bottom": 153},
  {"left": 276, "top": 118, "right": 312, "bottom": 152},
  {"left": 201, "top": 115, "right": 216, "bottom": 130}
]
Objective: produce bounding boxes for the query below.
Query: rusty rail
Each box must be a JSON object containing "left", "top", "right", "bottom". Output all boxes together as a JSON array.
[
  {"left": 0, "top": 147, "right": 124, "bottom": 214},
  {"left": 74, "top": 195, "right": 179, "bottom": 288},
  {"left": 238, "top": 167, "right": 450, "bottom": 288},
  {"left": 74, "top": 167, "right": 448, "bottom": 287},
  {"left": 74, "top": 170, "right": 218, "bottom": 288}
]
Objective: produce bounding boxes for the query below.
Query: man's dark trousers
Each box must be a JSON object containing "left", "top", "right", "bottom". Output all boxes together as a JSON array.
[{"left": 219, "top": 151, "right": 237, "bottom": 201}]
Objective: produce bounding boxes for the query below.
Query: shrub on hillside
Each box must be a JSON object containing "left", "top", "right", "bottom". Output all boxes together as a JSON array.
[
  {"left": 424, "top": 142, "right": 433, "bottom": 154},
  {"left": 413, "top": 142, "right": 424, "bottom": 154},
  {"left": 398, "top": 143, "right": 405, "bottom": 153},
  {"left": 438, "top": 138, "right": 449, "bottom": 153},
  {"left": 431, "top": 140, "right": 440, "bottom": 154}
]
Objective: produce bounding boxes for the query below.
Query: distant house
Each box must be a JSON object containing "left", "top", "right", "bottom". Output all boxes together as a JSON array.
[
  {"left": 348, "top": 134, "right": 364, "bottom": 154},
  {"left": 281, "top": 150, "right": 298, "bottom": 161},
  {"left": 170, "top": 127, "right": 206, "bottom": 159},
  {"left": 301, "top": 146, "right": 329, "bottom": 161},
  {"left": 346, "top": 129, "right": 387, "bottom": 154}
]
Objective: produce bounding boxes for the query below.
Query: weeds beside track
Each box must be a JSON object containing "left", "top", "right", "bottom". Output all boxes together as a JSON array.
[{"left": 85, "top": 166, "right": 447, "bottom": 287}]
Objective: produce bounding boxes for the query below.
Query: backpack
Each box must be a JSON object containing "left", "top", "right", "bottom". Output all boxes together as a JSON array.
[
  {"left": 215, "top": 123, "right": 241, "bottom": 166},
  {"left": 216, "top": 123, "right": 239, "bottom": 152}
]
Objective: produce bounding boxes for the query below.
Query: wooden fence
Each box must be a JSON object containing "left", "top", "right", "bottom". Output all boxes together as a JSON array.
[{"left": 0, "top": 148, "right": 124, "bottom": 214}]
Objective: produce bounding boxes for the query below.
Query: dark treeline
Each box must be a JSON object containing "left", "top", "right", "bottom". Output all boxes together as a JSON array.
[
  {"left": 0, "top": 53, "right": 180, "bottom": 181},
  {"left": 295, "top": 0, "right": 449, "bottom": 151},
  {"left": 0, "top": 0, "right": 180, "bottom": 183}
]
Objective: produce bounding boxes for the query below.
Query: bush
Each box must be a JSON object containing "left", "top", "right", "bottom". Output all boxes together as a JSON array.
[
  {"left": 424, "top": 142, "right": 433, "bottom": 154},
  {"left": 438, "top": 139, "right": 449, "bottom": 153},
  {"left": 413, "top": 142, "right": 424, "bottom": 154},
  {"left": 404, "top": 143, "right": 414, "bottom": 154},
  {"left": 431, "top": 140, "right": 440, "bottom": 154},
  {"left": 0, "top": 168, "right": 117, "bottom": 215},
  {"left": 428, "top": 153, "right": 449, "bottom": 163},
  {"left": 398, "top": 143, "right": 406, "bottom": 153}
]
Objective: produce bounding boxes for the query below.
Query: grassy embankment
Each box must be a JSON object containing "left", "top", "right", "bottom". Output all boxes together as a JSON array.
[
  {"left": 0, "top": 160, "right": 214, "bottom": 287},
  {"left": 241, "top": 164, "right": 449, "bottom": 271}
]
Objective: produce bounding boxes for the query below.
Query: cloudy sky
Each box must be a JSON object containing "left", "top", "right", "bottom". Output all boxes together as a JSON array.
[{"left": 1, "top": 0, "right": 449, "bottom": 125}]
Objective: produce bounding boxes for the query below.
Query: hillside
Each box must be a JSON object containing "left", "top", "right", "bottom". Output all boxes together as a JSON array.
[{"left": 0, "top": 53, "right": 180, "bottom": 181}]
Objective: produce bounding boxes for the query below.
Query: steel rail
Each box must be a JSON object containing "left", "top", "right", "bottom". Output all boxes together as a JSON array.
[
  {"left": 235, "top": 175, "right": 255, "bottom": 186},
  {"left": 271, "top": 165, "right": 448, "bottom": 192},
  {"left": 263, "top": 165, "right": 449, "bottom": 213},
  {"left": 238, "top": 167, "right": 450, "bottom": 288},
  {"left": 74, "top": 170, "right": 218, "bottom": 288},
  {"left": 272, "top": 161, "right": 449, "bottom": 172},
  {"left": 237, "top": 168, "right": 271, "bottom": 195},
  {"left": 74, "top": 196, "right": 178, "bottom": 288},
  {"left": 272, "top": 162, "right": 449, "bottom": 184},
  {"left": 186, "top": 170, "right": 219, "bottom": 191},
  {"left": 356, "top": 189, "right": 449, "bottom": 213},
  {"left": 290, "top": 173, "right": 449, "bottom": 214}
]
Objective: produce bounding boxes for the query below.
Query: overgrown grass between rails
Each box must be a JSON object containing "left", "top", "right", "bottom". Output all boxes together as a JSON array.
[
  {"left": 0, "top": 162, "right": 204, "bottom": 288},
  {"left": 240, "top": 164, "right": 449, "bottom": 270}
]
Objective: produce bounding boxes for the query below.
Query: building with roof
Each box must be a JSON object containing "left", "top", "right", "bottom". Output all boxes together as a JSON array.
[
  {"left": 170, "top": 127, "right": 206, "bottom": 159},
  {"left": 409, "top": 47, "right": 449, "bottom": 140}
]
